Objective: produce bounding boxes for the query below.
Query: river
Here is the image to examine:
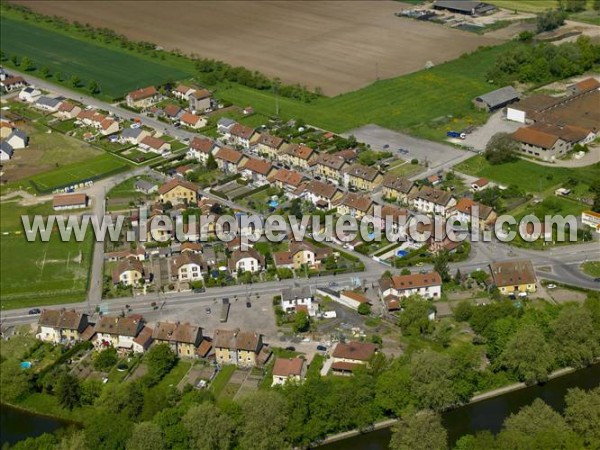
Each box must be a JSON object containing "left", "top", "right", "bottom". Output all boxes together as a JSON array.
[
  {"left": 1, "top": 364, "right": 598, "bottom": 448},
  {"left": 321, "top": 363, "right": 600, "bottom": 450}
]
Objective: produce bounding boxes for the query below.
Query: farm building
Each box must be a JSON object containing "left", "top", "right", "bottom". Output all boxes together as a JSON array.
[
  {"left": 433, "top": 0, "right": 495, "bottom": 15},
  {"left": 473, "top": 86, "right": 520, "bottom": 111},
  {"left": 52, "top": 193, "right": 89, "bottom": 210}
]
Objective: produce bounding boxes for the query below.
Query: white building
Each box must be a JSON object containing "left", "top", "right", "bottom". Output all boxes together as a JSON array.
[
  {"left": 379, "top": 272, "right": 442, "bottom": 300},
  {"left": 281, "top": 286, "right": 315, "bottom": 315}
]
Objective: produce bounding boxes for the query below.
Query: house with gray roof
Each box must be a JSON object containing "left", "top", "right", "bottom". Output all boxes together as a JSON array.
[
  {"left": 473, "top": 86, "right": 520, "bottom": 111},
  {"left": 34, "top": 96, "right": 62, "bottom": 112},
  {"left": 134, "top": 179, "right": 158, "bottom": 194},
  {"left": 0, "top": 141, "right": 14, "bottom": 161},
  {"left": 120, "top": 127, "right": 150, "bottom": 145},
  {"left": 6, "top": 130, "right": 28, "bottom": 149}
]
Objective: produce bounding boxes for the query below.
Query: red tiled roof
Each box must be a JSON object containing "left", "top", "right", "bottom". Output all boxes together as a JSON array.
[
  {"left": 332, "top": 341, "right": 377, "bottom": 361},
  {"left": 270, "top": 168, "right": 303, "bottom": 187},
  {"left": 242, "top": 158, "right": 273, "bottom": 175},
  {"left": 272, "top": 357, "right": 305, "bottom": 377},
  {"left": 390, "top": 272, "right": 442, "bottom": 290},
  {"left": 512, "top": 127, "right": 559, "bottom": 149},
  {"left": 127, "top": 86, "right": 158, "bottom": 101},
  {"left": 180, "top": 112, "right": 202, "bottom": 126},
  {"left": 141, "top": 135, "right": 168, "bottom": 150},
  {"left": 190, "top": 137, "right": 215, "bottom": 153},
  {"left": 52, "top": 193, "right": 87, "bottom": 208},
  {"left": 215, "top": 147, "right": 244, "bottom": 164},
  {"left": 157, "top": 178, "right": 198, "bottom": 195}
]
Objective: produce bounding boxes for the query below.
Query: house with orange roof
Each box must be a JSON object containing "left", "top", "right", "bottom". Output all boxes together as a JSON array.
[
  {"left": 278, "top": 143, "right": 317, "bottom": 169},
  {"left": 239, "top": 158, "right": 276, "bottom": 185},
  {"left": 188, "top": 89, "right": 212, "bottom": 112},
  {"left": 179, "top": 111, "right": 207, "bottom": 129},
  {"left": 172, "top": 84, "right": 196, "bottom": 101},
  {"left": 336, "top": 192, "right": 374, "bottom": 220},
  {"left": 214, "top": 147, "right": 248, "bottom": 173},
  {"left": 450, "top": 197, "right": 497, "bottom": 230},
  {"left": 187, "top": 137, "right": 218, "bottom": 164},
  {"left": 140, "top": 135, "right": 171, "bottom": 154},
  {"left": 126, "top": 86, "right": 159, "bottom": 108},
  {"left": 227, "top": 123, "right": 259, "bottom": 149},
  {"left": 272, "top": 357, "right": 307, "bottom": 386},
  {"left": 379, "top": 271, "right": 442, "bottom": 300},
  {"left": 56, "top": 101, "right": 82, "bottom": 120},
  {"left": 256, "top": 133, "right": 286, "bottom": 159},
  {"left": 157, "top": 179, "right": 198, "bottom": 204},
  {"left": 269, "top": 168, "right": 305, "bottom": 192}
]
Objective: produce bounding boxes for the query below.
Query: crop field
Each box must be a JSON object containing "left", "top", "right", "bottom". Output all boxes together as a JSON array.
[
  {"left": 12, "top": 0, "right": 503, "bottom": 96},
  {"left": 488, "top": 1, "right": 558, "bottom": 12},
  {"left": 28, "top": 154, "right": 130, "bottom": 193},
  {"left": 0, "top": 16, "right": 191, "bottom": 99},
  {"left": 0, "top": 232, "right": 93, "bottom": 309}
]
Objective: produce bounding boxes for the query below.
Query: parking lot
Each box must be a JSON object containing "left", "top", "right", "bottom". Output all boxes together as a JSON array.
[{"left": 344, "top": 124, "right": 466, "bottom": 169}]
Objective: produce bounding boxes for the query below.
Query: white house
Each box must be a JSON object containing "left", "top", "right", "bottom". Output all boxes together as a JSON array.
[
  {"left": 582, "top": 210, "right": 600, "bottom": 234},
  {"left": 281, "top": 286, "right": 315, "bottom": 315},
  {"left": 94, "top": 315, "right": 145, "bottom": 351},
  {"left": 272, "top": 357, "right": 307, "bottom": 386},
  {"left": 5, "top": 130, "right": 28, "bottom": 149},
  {"left": 379, "top": 272, "right": 442, "bottom": 300},
  {"left": 187, "top": 137, "right": 218, "bottom": 164},
  {"left": 171, "top": 253, "right": 205, "bottom": 282},
  {"left": 0, "top": 142, "right": 13, "bottom": 161},
  {"left": 410, "top": 186, "right": 456, "bottom": 217},
  {"left": 228, "top": 249, "right": 264, "bottom": 275},
  {"left": 18, "top": 86, "right": 41, "bottom": 103},
  {"left": 36, "top": 309, "right": 89, "bottom": 344}
]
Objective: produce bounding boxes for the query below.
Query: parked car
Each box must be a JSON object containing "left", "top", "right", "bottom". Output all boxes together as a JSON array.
[
  {"left": 547, "top": 284, "right": 557, "bottom": 289},
  {"left": 205, "top": 307, "right": 211, "bottom": 315},
  {"left": 28, "top": 308, "right": 41, "bottom": 315},
  {"left": 285, "top": 346, "right": 296, "bottom": 351},
  {"left": 316, "top": 345, "right": 327, "bottom": 352},
  {"left": 193, "top": 287, "right": 206, "bottom": 293},
  {"left": 246, "top": 301, "right": 252, "bottom": 308}
]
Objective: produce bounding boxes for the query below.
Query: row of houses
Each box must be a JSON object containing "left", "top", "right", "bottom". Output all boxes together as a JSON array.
[{"left": 36, "top": 309, "right": 269, "bottom": 367}]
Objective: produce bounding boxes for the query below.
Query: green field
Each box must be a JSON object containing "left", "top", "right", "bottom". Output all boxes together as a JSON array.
[
  {"left": 29, "top": 153, "right": 130, "bottom": 192},
  {"left": 488, "top": 1, "right": 558, "bottom": 12},
  {"left": 0, "top": 232, "right": 93, "bottom": 309},
  {"left": 0, "top": 16, "right": 191, "bottom": 99},
  {"left": 0, "top": 200, "right": 54, "bottom": 231},
  {"left": 581, "top": 261, "right": 600, "bottom": 277},
  {"left": 455, "top": 155, "right": 600, "bottom": 193}
]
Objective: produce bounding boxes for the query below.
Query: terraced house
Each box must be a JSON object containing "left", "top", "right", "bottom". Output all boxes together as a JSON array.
[
  {"left": 273, "top": 240, "right": 332, "bottom": 270},
  {"left": 152, "top": 322, "right": 203, "bottom": 358},
  {"left": 379, "top": 271, "right": 442, "bottom": 301},
  {"left": 313, "top": 153, "right": 347, "bottom": 184},
  {"left": 410, "top": 185, "right": 456, "bottom": 217},
  {"left": 297, "top": 179, "right": 343, "bottom": 209},
  {"left": 382, "top": 174, "right": 417, "bottom": 204},
  {"left": 278, "top": 143, "right": 317, "bottom": 169},
  {"left": 112, "top": 257, "right": 145, "bottom": 286},
  {"left": 343, "top": 164, "right": 383, "bottom": 191},
  {"left": 256, "top": 133, "right": 286, "bottom": 159},
  {"left": 239, "top": 158, "right": 276, "bottom": 185},
  {"left": 228, "top": 123, "right": 259, "bottom": 149},
  {"left": 36, "top": 309, "right": 89, "bottom": 344},
  {"left": 269, "top": 168, "right": 305, "bottom": 193},
  {"left": 157, "top": 179, "right": 198, "bottom": 204},
  {"left": 214, "top": 147, "right": 248, "bottom": 174},
  {"left": 187, "top": 137, "right": 218, "bottom": 164},
  {"left": 93, "top": 315, "right": 145, "bottom": 351},
  {"left": 213, "top": 328, "right": 264, "bottom": 368},
  {"left": 450, "top": 198, "right": 497, "bottom": 230},
  {"left": 337, "top": 192, "right": 374, "bottom": 219}
]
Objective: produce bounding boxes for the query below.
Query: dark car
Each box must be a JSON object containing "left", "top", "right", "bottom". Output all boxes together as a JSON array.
[
  {"left": 193, "top": 287, "right": 206, "bottom": 293},
  {"left": 285, "top": 346, "right": 296, "bottom": 351},
  {"left": 316, "top": 345, "right": 327, "bottom": 352},
  {"left": 595, "top": 278, "right": 600, "bottom": 282},
  {"left": 28, "top": 308, "right": 41, "bottom": 315},
  {"left": 246, "top": 301, "right": 252, "bottom": 308}
]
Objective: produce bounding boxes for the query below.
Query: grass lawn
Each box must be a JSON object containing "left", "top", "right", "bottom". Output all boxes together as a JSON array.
[
  {"left": 0, "top": 15, "right": 191, "bottom": 100},
  {"left": 454, "top": 155, "right": 600, "bottom": 193},
  {"left": 0, "top": 232, "right": 94, "bottom": 309},
  {"left": 581, "top": 261, "right": 600, "bottom": 277},
  {"left": 0, "top": 200, "right": 54, "bottom": 231},
  {"left": 488, "top": 1, "right": 557, "bottom": 12},
  {"left": 211, "top": 365, "right": 236, "bottom": 398},
  {"left": 386, "top": 160, "right": 424, "bottom": 178},
  {"left": 151, "top": 360, "right": 192, "bottom": 395},
  {"left": 28, "top": 153, "right": 130, "bottom": 192}
]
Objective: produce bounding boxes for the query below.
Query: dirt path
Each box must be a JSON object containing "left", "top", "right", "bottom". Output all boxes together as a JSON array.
[{"left": 0, "top": 190, "right": 52, "bottom": 205}]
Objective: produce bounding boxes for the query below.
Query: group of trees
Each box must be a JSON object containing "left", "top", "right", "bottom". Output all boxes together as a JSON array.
[
  {"left": 486, "top": 36, "right": 600, "bottom": 86},
  {"left": 484, "top": 132, "right": 520, "bottom": 165}
]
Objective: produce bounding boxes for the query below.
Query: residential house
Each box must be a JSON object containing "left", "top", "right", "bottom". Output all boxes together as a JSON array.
[
  {"left": 1, "top": 76, "right": 27, "bottom": 92},
  {"left": 337, "top": 192, "right": 374, "bottom": 220},
  {"left": 471, "top": 178, "right": 489, "bottom": 192},
  {"left": 410, "top": 186, "right": 456, "bottom": 217},
  {"left": 338, "top": 290, "right": 371, "bottom": 311},
  {"left": 140, "top": 135, "right": 171, "bottom": 154},
  {"left": 582, "top": 210, "right": 600, "bottom": 234},
  {"left": 279, "top": 144, "right": 317, "bottom": 169},
  {"left": 214, "top": 147, "right": 247, "bottom": 174},
  {"left": 158, "top": 179, "right": 198, "bottom": 204},
  {"left": 450, "top": 198, "right": 497, "bottom": 230},
  {"left": 228, "top": 249, "right": 265, "bottom": 275},
  {"left": 375, "top": 205, "right": 410, "bottom": 236},
  {"left": 213, "top": 328, "right": 264, "bottom": 368},
  {"left": 56, "top": 101, "right": 82, "bottom": 119},
  {"left": 331, "top": 341, "right": 377, "bottom": 375},
  {"left": 120, "top": 127, "right": 150, "bottom": 145},
  {"left": 163, "top": 104, "right": 183, "bottom": 120},
  {"left": 273, "top": 241, "right": 332, "bottom": 271},
  {"left": 228, "top": 123, "right": 258, "bottom": 149},
  {"left": 171, "top": 253, "right": 205, "bottom": 282},
  {"left": 256, "top": 133, "right": 285, "bottom": 159},
  {"left": 297, "top": 180, "right": 342, "bottom": 209},
  {"left": 217, "top": 117, "right": 236, "bottom": 135},
  {"left": 0, "top": 120, "right": 14, "bottom": 138},
  {"left": 272, "top": 357, "right": 307, "bottom": 386},
  {"left": 112, "top": 257, "right": 145, "bottom": 286},
  {"left": 187, "top": 137, "right": 218, "bottom": 164},
  {"left": 379, "top": 272, "right": 442, "bottom": 300},
  {"left": 152, "top": 322, "right": 203, "bottom": 358},
  {"left": 280, "top": 286, "right": 314, "bottom": 315},
  {"left": 94, "top": 315, "right": 145, "bottom": 350},
  {"left": 52, "top": 193, "right": 88, "bottom": 210},
  {"left": 126, "top": 86, "right": 159, "bottom": 109},
  {"left": 179, "top": 112, "right": 206, "bottom": 129},
  {"left": 99, "top": 118, "right": 120, "bottom": 136},
  {"left": 343, "top": 164, "right": 383, "bottom": 191},
  {"left": 269, "top": 168, "right": 304, "bottom": 193},
  {"left": 172, "top": 84, "right": 196, "bottom": 101},
  {"left": 5, "top": 130, "right": 28, "bottom": 149},
  {"left": 132, "top": 326, "right": 154, "bottom": 353},
  {"left": 382, "top": 175, "right": 417, "bottom": 204},
  {"left": 488, "top": 260, "right": 537, "bottom": 295},
  {"left": 239, "top": 158, "right": 275, "bottom": 185},
  {"left": 18, "top": 86, "right": 41, "bottom": 103},
  {"left": 314, "top": 154, "right": 346, "bottom": 184},
  {"left": 34, "top": 96, "right": 62, "bottom": 112},
  {"left": 36, "top": 309, "right": 89, "bottom": 343},
  {"left": 188, "top": 89, "right": 212, "bottom": 112},
  {"left": 0, "top": 142, "right": 14, "bottom": 161},
  {"left": 427, "top": 174, "right": 441, "bottom": 186}
]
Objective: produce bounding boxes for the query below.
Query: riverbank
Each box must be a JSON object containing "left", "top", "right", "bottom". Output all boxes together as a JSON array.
[{"left": 316, "top": 362, "right": 599, "bottom": 447}]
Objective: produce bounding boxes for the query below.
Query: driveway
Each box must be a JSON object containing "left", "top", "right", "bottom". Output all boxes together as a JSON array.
[{"left": 462, "top": 111, "right": 522, "bottom": 151}]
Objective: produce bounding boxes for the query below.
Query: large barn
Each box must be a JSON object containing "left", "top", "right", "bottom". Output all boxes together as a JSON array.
[{"left": 433, "top": 1, "right": 496, "bottom": 16}]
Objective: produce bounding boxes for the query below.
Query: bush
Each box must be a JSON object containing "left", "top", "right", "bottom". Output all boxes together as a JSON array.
[
  {"left": 94, "top": 347, "right": 118, "bottom": 371},
  {"left": 358, "top": 303, "right": 372, "bottom": 315},
  {"left": 537, "top": 9, "right": 567, "bottom": 33}
]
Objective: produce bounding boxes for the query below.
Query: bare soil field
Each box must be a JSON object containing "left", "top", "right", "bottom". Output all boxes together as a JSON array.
[{"left": 16, "top": 0, "right": 503, "bottom": 96}]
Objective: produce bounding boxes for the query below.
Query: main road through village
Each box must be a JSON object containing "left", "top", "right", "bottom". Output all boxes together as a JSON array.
[{"left": 1, "top": 71, "right": 598, "bottom": 331}]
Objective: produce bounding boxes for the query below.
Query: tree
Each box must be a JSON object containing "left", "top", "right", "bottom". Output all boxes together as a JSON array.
[
  {"left": 85, "top": 411, "right": 132, "bottom": 450},
  {"left": 499, "top": 325, "right": 554, "bottom": 384},
  {"left": 88, "top": 80, "right": 100, "bottom": 94},
  {"left": 293, "top": 310, "right": 310, "bottom": 333},
  {"left": 358, "top": 303, "right": 371, "bottom": 315},
  {"left": 71, "top": 75, "right": 81, "bottom": 87},
  {"left": 126, "top": 422, "right": 165, "bottom": 450},
  {"left": 20, "top": 56, "right": 34, "bottom": 71},
  {"left": 389, "top": 411, "right": 448, "bottom": 450},
  {"left": 485, "top": 133, "right": 519, "bottom": 165},
  {"left": 410, "top": 350, "right": 459, "bottom": 411},
  {"left": 39, "top": 66, "right": 50, "bottom": 78},
  {"left": 183, "top": 402, "right": 235, "bottom": 450},
  {"left": 239, "top": 391, "right": 288, "bottom": 450},
  {"left": 289, "top": 198, "right": 302, "bottom": 220},
  {"left": 0, "top": 360, "right": 33, "bottom": 402},
  {"left": 559, "top": 0, "right": 586, "bottom": 12},
  {"left": 398, "top": 295, "right": 434, "bottom": 336},
  {"left": 589, "top": 180, "right": 600, "bottom": 213},
  {"left": 56, "top": 373, "right": 81, "bottom": 410},
  {"left": 497, "top": 399, "right": 582, "bottom": 449},
  {"left": 94, "top": 347, "right": 118, "bottom": 371},
  {"left": 375, "top": 360, "right": 413, "bottom": 416},
  {"left": 206, "top": 152, "right": 218, "bottom": 170},
  {"left": 10, "top": 54, "right": 19, "bottom": 66},
  {"left": 55, "top": 71, "right": 63, "bottom": 82},
  {"left": 144, "top": 343, "right": 177, "bottom": 385},
  {"left": 551, "top": 306, "right": 598, "bottom": 368},
  {"left": 433, "top": 250, "right": 450, "bottom": 282},
  {"left": 57, "top": 431, "right": 88, "bottom": 450},
  {"left": 536, "top": 9, "right": 567, "bottom": 33},
  {"left": 400, "top": 268, "right": 411, "bottom": 276},
  {"left": 564, "top": 387, "right": 600, "bottom": 448}
]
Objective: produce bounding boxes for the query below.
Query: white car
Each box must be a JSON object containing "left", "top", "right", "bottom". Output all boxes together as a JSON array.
[{"left": 547, "top": 284, "right": 557, "bottom": 289}]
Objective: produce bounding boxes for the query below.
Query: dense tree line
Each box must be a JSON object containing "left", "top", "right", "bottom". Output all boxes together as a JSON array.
[{"left": 486, "top": 36, "right": 600, "bottom": 86}]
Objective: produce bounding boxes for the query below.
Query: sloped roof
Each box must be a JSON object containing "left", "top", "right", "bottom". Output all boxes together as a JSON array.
[
  {"left": 38, "top": 309, "right": 87, "bottom": 330},
  {"left": 213, "top": 328, "right": 262, "bottom": 352},
  {"left": 95, "top": 315, "right": 143, "bottom": 337},
  {"left": 127, "top": 86, "right": 157, "bottom": 101},
  {"left": 332, "top": 341, "right": 377, "bottom": 361},
  {"left": 242, "top": 158, "right": 273, "bottom": 175},
  {"left": 215, "top": 146, "right": 244, "bottom": 164},
  {"left": 272, "top": 357, "right": 305, "bottom": 377},
  {"left": 157, "top": 178, "right": 198, "bottom": 195},
  {"left": 475, "top": 86, "right": 520, "bottom": 108},
  {"left": 412, "top": 185, "right": 454, "bottom": 207},
  {"left": 489, "top": 260, "right": 537, "bottom": 287},
  {"left": 190, "top": 137, "right": 215, "bottom": 153},
  {"left": 339, "top": 192, "right": 373, "bottom": 212},
  {"left": 390, "top": 271, "right": 442, "bottom": 290},
  {"left": 382, "top": 175, "right": 414, "bottom": 193},
  {"left": 345, "top": 164, "right": 380, "bottom": 181},
  {"left": 512, "top": 127, "right": 559, "bottom": 149}
]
